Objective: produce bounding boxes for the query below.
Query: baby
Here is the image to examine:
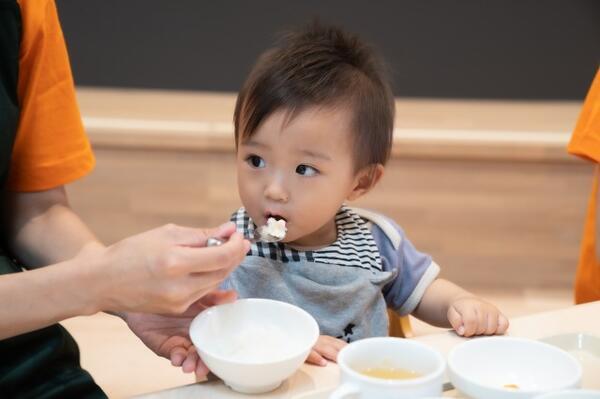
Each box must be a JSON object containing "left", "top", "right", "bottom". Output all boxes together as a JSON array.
[{"left": 223, "top": 22, "right": 508, "bottom": 366}]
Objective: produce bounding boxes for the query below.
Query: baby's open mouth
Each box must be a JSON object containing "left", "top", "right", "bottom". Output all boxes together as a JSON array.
[
  {"left": 265, "top": 213, "right": 287, "bottom": 223},
  {"left": 262, "top": 213, "right": 288, "bottom": 240}
]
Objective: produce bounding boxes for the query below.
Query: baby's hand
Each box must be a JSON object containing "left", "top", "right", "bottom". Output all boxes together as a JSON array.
[
  {"left": 447, "top": 296, "right": 509, "bottom": 337},
  {"left": 306, "top": 335, "right": 347, "bottom": 366}
]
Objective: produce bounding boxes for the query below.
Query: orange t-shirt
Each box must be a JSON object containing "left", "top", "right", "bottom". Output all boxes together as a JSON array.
[
  {"left": 568, "top": 68, "right": 600, "bottom": 304},
  {"left": 6, "top": 0, "right": 94, "bottom": 192}
]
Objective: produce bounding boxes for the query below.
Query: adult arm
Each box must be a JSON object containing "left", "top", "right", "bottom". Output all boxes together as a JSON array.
[
  {"left": 0, "top": 187, "right": 248, "bottom": 339},
  {"left": 5, "top": 187, "right": 103, "bottom": 267}
]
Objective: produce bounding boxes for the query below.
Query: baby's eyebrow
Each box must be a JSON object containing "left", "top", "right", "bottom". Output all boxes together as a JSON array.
[
  {"left": 242, "top": 139, "right": 269, "bottom": 149},
  {"left": 299, "top": 149, "right": 332, "bottom": 161}
]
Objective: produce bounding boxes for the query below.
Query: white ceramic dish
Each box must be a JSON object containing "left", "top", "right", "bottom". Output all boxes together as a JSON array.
[
  {"left": 189, "top": 298, "right": 319, "bottom": 394},
  {"left": 540, "top": 333, "right": 600, "bottom": 390},
  {"left": 533, "top": 389, "right": 600, "bottom": 398},
  {"left": 331, "top": 337, "right": 446, "bottom": 399},
  {"left": 291, "top": 388, "right": 445, "bottom": 399},
  {"left": 448, "top": 336, "right": 582, "bottom": 399},
  {"left": 291, "top": 388, "right": 334, "bottom": 399}
]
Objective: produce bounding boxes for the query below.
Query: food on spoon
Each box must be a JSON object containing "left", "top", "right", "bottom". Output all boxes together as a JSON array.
[
  {"left": 264, "top": 217, "right": 287, "bottom": 239},
  {"left": 503, "top": 384, "right": 519, "bottom": 389}
]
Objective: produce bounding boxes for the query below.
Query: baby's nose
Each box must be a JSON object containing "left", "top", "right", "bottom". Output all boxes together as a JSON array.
[{"left": 264, "top": 179, "right": 289, "bottom": 203}]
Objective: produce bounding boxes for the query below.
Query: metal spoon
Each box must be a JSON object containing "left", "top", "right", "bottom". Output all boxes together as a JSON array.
[{"left": 207, "top": 225, "right": 284, "bottom": 247}]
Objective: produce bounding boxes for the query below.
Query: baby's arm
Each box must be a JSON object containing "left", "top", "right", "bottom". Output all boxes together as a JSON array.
[{"left": 412, "top": 278, "right": 509, "bottom": 337}]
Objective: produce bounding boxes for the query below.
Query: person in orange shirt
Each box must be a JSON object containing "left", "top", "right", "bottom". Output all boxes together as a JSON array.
[
  {"left": 0, "top": 1, "right": 248, "bottom": 396},
  {"left": 568, "top": 68, "right": 600, "bottom": 304}
]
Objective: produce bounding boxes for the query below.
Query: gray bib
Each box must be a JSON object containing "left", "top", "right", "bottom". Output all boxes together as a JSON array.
[{"left": 225, "top": 206, "right": 397, "bottom": 342}]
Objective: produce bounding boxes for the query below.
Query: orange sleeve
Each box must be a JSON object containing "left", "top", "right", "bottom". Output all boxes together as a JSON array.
[
  {"left": 570, "top": 69, "right": 600, "bottom": 304},
  {"left": 568, "top": 68, "right": 600, "bottom": 163},
  {"left": 7, "top": 0, "right": 94, "bottom": 192},
  {"left": 574, "top": 166, "right": 600, "bottom": 304}
]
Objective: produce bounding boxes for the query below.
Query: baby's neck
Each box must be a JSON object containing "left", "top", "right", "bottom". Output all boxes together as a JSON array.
[{"left": 286, "top": 218, "right": 338, "bottom": 251}]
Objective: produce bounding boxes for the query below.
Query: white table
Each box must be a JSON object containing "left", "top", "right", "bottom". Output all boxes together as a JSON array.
[{"left": 136, "top": 301, "right": 600, "bottom": 399}]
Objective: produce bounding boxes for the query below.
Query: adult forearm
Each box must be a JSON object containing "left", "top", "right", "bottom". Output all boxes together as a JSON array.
[
  {"left": 7, "top": 187, "right": 102, "bottom": 267},
  {"left": 0, "top": 221, "right": 249, "bottom": 340},
  {"left": 0, "top": 256, "right": 100, "bottom": 339},
  {"left": 11, "top": 203, "right": 103, "bottom": 267},
  {"left": 412, "top": 278, "right": 473, "bottom": 327}
]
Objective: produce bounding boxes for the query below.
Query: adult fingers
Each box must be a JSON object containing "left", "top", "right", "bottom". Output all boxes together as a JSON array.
[
  {"left": 185, "top": 289, "right": 238, "bottom": 312},
  {"left": 182, "top": 346, "right": 200, "bottom": 373},
  {"left": 209, "top": 222, "right": 238, "bottom": 240},
  {"left": 180, "top": 289, "right": 238, "bottom": 316},
  {"left": 200, "top": 289, "right": 238, "bottom": 306},
  {"left": 195, "top": 358, "right": 211, "bottom": 379},
  {"left": 172, "top": 232, "right": 249, "bottom": 274},
  {"left": 171, "top": 276, "right": 242, "bottom": 315},
  {"left": 170, "top": 346, "right": 188, "bottom": 367},
  {"left": 162, "top": 222, "right": 237, "bottom": 247},
  {"left": 191, "top": 222, "right": 239, "bottom": 245}
]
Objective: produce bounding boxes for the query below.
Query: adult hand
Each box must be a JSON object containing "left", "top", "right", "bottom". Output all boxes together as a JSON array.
[
  {"left": 123, "top": 290, "right": 237, "bottom": 378},
  {"left": 90, "top": 222, "right": 249, "bottom": 315}
]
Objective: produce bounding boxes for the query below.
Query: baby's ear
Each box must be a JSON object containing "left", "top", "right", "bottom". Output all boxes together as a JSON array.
[{"left": 347, "top": 164, "right": 384, "bottom": 201}]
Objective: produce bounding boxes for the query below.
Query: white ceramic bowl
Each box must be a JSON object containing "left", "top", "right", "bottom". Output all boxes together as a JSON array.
[
  {"left": 534, "top": 390, "right": 600, "bottom": 398},
  {"left": 448, "top": 337, "right": 582, "bottom": 399},
  {"left": 333, "top": 337, "right": 446, "bottom": 399},
  {"left": 189, "top": 298, "right": 319, "bottom": 394}
]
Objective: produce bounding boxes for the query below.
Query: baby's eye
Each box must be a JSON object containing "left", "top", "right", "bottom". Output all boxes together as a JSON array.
[
  {"left": 246, "top": 155, "right": 265, "bottom": 168},
  {"left": 296, "top": 164, "right": 319, "bottom": 176}
]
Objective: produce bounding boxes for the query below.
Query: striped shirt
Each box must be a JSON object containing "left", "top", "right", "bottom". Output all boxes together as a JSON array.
[
  {"left": 225, "top": 206, "right": 440, "bottom": 340},
  {"left": 230, "top": 206, "right": 382, "bottom": 271}
]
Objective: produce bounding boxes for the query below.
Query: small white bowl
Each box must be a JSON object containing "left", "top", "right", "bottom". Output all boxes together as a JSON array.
[
  {"left": 534, "top": 390, "right": 600, "bottom": 398},
  {"left": 448, "top": 336, "right": 582, "bottom": 399},
  {"left": 189, "top": 298, "right": 319, "bottom": 394},
  {"left": 333, "top": 337, "right": 446, "bottom": 399}
]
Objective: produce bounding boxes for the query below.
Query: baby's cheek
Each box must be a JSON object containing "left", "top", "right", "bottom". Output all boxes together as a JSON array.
[{"left": 281, "top": 227, "right": 300, "bottom": 243}]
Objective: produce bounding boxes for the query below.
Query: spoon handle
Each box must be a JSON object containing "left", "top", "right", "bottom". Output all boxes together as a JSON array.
[
  {"left": 206, "top": 237, "right": 226, "bottom": 247},
  {"left": 206, "top": 236, "right": 261, "bottom": 247}
]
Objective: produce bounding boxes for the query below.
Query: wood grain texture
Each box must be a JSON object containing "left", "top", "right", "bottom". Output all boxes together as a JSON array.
[
  {"left": 68, "top": 89, "right": 590, "bottom": 291},
  {"left": 68, "top": 148, "right": 592, "bottom": 291}
]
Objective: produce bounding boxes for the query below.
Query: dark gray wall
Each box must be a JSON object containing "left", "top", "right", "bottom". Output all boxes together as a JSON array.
[{"left": 56, "top": 0, "right": 599, "bottom": 100}]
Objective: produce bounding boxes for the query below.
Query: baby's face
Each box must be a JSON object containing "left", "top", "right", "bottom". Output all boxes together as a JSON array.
[{"left": 236, "top": 105, "right": 359, "bottom": 248}]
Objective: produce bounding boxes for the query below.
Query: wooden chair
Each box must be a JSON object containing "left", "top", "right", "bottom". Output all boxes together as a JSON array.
[{"left": 388, "top": 309, "right": 413, "bottom": 338}]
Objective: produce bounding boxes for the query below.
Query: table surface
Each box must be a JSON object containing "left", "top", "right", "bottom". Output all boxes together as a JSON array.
[{"left": 135, "top": 301, "right": 600, "bottom": 399}]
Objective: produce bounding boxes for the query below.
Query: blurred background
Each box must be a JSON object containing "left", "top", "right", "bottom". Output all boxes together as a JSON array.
[
  {"left": 58, "top": 0, "right": 598, "bottom": 98},
  {"left": 54, "top": 0, "right": 600, "bottom": 397}
]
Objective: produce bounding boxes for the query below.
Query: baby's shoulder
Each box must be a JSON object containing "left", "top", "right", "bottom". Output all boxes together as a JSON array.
[{"left": 348, "top": 207, "right": 404, "bottom": 251}]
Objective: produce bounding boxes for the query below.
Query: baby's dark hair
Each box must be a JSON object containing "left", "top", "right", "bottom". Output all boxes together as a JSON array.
[{"left": 234, "top": 22, "right": 395, "bottom": 171}]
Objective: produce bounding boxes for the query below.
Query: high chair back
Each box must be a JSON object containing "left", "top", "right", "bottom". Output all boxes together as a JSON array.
[{"left": 388, "top": 309, "right": 413, "bottom": 338}]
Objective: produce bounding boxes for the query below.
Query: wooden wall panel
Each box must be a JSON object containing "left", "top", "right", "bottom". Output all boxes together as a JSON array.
[{"left": 68, "top": 147, "right": 592, "bottom": 291}]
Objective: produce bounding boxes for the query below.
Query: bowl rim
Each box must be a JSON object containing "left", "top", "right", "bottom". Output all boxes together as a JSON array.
[
  {"left": 533, "top": 389, "right": 600, "bottom": 398},
  {"left": 337, "top": 337, "right": 446, "bottom": 386},
  {"left": 189, "top": 298, "right": 320, "bottom": 365},
  {"left": 447, "top": 336, "right": 583, "bottom": 394}
]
